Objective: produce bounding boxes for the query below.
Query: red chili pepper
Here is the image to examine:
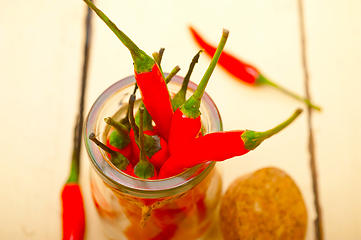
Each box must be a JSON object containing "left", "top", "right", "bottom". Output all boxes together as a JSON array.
[
  {"left": 84, "top": 0, "right": 174, "bottom": 140},
  {"left": 148, "top": 137, "right": 169, "bottom": 171},
  {"left": 62, "top": 122, "right": 85, "bottom": 240},
  {"left": 89, "top": 132, "right": 153, "bottom": 178},
  {"left": 122, "top": 162, "right": 137, "bottom": 177},
  {"left": 168, "top": 29, "right": 229, "bottom": 156},
  {"left": 104, "top": 117, "right": 132, "bottom": 161},
  {"left": 189, "top": 26, "right": 321, "bottom": 111},
  {"left": 106, "top": 137, "right": 132, "bottom": 163},
  {"left": 89, "top": 133, "right": 131, "bottom": 172},
  {"left": 168, "top": 109, "right": 202, "bottom": 156},
  {"left": 129, "top": 128, "right": 169, "bottom": 170},
  {"left": 128, "top": 94, "right": 169, "bottom": 171},
  {"left": 129, "top": 129, "right": 142, "bottom": 165},
  {"left": 135, "top": 65, "right": 173, "bottom": 141},
  {"left": 61, "top": 184, "right": 85, "bottom": 240},
  {"left": 160, "top": 109, "right": 302, "bottom": 179}
]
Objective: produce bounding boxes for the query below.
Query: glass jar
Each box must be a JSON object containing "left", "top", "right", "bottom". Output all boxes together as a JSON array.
[{"left": 84, "top": 75, "right": 223, "bottom": 240}]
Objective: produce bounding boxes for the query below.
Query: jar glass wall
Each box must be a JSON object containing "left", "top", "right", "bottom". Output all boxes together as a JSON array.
[{"left": 84, "top": 75, "right": 223, "bottom": 240}]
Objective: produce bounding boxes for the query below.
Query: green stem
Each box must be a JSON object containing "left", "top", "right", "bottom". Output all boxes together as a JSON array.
[
  {"left": 241, "top": 109, "right": 303, "bottom": 151},
  {"left": 128, "top": 94, "right": 140, "bottom": 140},
  {"left": 152, "top": 49, "right": 166, "bottom": 80},
  {"left": 157, "top": 48, "right": 166, "bottom": 79},
  {"left": 135, "top": 101, "right": 154, "bottom": 131},
  {"left": 181, "top": 29, "right": 229, "bottom": 118},
  {"left": 152, "top": 52, "right": 161, "bottom": 65},
  {"left": 139, "top": 108, "right": 146, "bottom": 161},
  {"left": 104, "top": 117, "right": 130, "bottom": 149},
  {"left": 119, "top": 84, "right": 138, "bottom": 131},
  {"left": 134, "top": 108, "right": 155, "bottom": 179},
  {"left": 152, "top": 48, "right": 165, "bottom": 66},
  {"left": 66, "top": 118, "right": 81, "bottom": 184},
  {"left": 89, "top": 133, "right": 113, "bottom": 153},
  {"left": 89, "top": 133, "right": 129, "bottom": 170},
  {"left": 105, "top": 117, "right": 129, "bottom": 137},
  {"left": 172, "top": 50, "right": 202, "bottom": 110},
  {"left": 256, "top": 74, "right": 321, "bottom": 111},
  {"left": 67, "top": 149, "right": 79, "bottom": 184},
  {"left": 83, "top": 0, "right": 154, "bottom": 73},
  {"left": 165, "top": 65, "right": 181, "bottom": 84},
  {"left": 158, "top": 48, "right": 165, "bottom": 64},
  {"left": 128, "top": 94, "right": 160, "bottom": 157}
]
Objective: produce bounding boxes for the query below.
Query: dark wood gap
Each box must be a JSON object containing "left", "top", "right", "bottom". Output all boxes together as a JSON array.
[
  {"left": 75, "top": 2, "right": 93, "bottom": 176},
  {"left": 297, "top": 0, "right": 324, "bottom": 239}
]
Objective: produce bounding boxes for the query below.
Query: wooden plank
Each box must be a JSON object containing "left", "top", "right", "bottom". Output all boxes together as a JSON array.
[
  {"left": 0, "top": 1, "right": 86, "bottom": 239},
  {"left": 3, "top": 0, "right": 360, "bottom": 239},
  {"left": 304, "top": 0, "right": 361, "bottom": 239}
]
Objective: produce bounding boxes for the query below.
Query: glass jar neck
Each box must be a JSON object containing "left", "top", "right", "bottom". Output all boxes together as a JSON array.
[{"left": 84, "top": 74, "right": 222, "bottom": 199}]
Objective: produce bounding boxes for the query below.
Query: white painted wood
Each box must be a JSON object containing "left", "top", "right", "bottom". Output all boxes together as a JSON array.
[
  {"left": 1, "top": 0, "right": 359, "bottom": 239},
  {"left": 0, "top": 1, "right": 87, "bottom": 239},
  {"left": 305, "top": 0, "right": 361, "bottom": 239}
]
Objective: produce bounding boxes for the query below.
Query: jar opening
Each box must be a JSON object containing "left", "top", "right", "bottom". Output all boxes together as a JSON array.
[{"left": 84, "top": 74, "right": 222, "bottom": 198}]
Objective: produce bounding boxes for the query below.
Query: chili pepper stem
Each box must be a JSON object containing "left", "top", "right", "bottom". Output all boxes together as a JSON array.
[
  {"left": 135, "top": 102, "right": 154, "bottom": 132},
  {"left": 66, "top": 150, "right": 80, "bottom": 184},
  {"left": 152, "top": 52, "right": 161, "bottom": 65},
  {"left": 152, "top": 48, "right": 165, "bottom": 66},
  {"left": 83, "top": 0, "right": 154, "bottom": 73},
  {"left": 172, "top": 50, "right": 203, "bottom": 110},
  {"left": 128, "top": 94, "right": 161, "bottom": 157},
  {"left": 182, "top": 29, "right": 229, "bottom": 118},
  {"left": 119, "top": 84, "right": 138, "bottom": 131},
  {"left": 104, "top": 117, "right": 131, "bottom": 148},
  {"left": 165, "top": 66, "right": 181, "bottom": 84},
  {"left": 134, "top": 108, "right": 155, "bottom": 179},
  {"left": 155, "top": 47, "right": 167, "bottom": 80},
  {"left": 152, "top": 50, "right": 166, "bottom": 80},
  {"left": 89, "top": 133, "right": 129, "bottom": 170},
  {"left": 241, "top": 108, "right": 303, "bottom": 151},
  {"left": 66, "top": 119, "right": 81, "bottom": 184},
  {"left": 256, "top": 74, "right": 321, "bottom": 111},
  {"left": 128, "top": 94, "right": 140, "bottom": 140},
  {"left": 158, "top": 48, "right": 165, "bottom": 64}
]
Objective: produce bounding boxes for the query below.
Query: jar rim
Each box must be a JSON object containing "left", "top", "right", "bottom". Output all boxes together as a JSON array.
[{"left": 84, "top": 74, "right": 222, "bottom": 198}]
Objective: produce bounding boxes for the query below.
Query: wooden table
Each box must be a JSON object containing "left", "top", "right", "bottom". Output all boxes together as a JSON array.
[{"left": 1, "top": 0, "right": 360, "bottom": 239}]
